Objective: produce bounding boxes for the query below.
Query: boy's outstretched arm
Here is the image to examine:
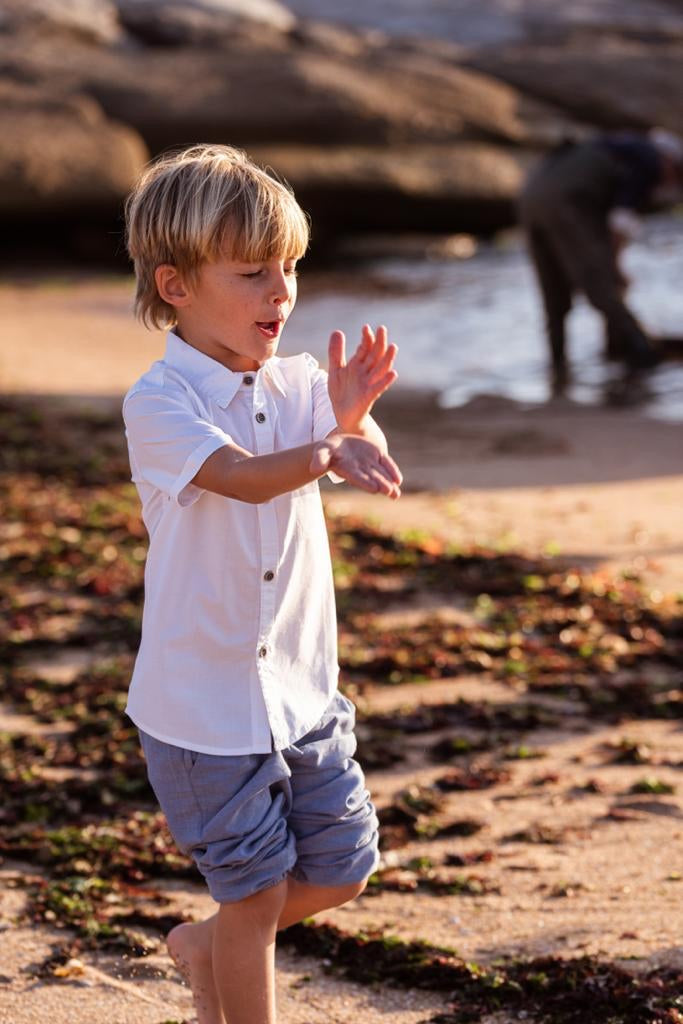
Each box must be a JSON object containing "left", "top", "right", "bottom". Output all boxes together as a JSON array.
[
  {"left": 191, "top": 433, "right": 401, "bottom": 504},
  {"left": 327, "top": 324, "right": 398, "bottom": 453},
  {"left": 190, "top": 323, "right": 402, "bottom": 504}
]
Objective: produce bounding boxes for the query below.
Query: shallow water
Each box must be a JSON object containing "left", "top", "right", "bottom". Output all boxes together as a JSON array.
[
  {"left": 282, "top": 215, "right": 683, "bottom": 422},
  {"left": 285, "top": 0, "right": 676, "bottom": 47}
]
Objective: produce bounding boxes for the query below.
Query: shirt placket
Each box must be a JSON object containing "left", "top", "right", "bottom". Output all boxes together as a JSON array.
[{"left": 250, "top": 373, "right": 284, "bottom": 745}]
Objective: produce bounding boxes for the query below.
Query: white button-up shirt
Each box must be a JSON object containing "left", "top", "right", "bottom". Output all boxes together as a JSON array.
[{"left": 122, "top": 331, "right": 343, "bottom": 755}]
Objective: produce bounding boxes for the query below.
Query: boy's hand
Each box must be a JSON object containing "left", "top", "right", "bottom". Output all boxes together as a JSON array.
[
  {"left": 310, "top": 434, "right": 402, "bottom": 499},
  {"left": 328, "top": 324, "right": 398, "bottom": 434}
]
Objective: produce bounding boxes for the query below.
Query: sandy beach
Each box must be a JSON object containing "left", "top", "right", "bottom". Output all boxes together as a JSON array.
[{"left": 1, "top": 276, "right": 682, "bottom": 1024}]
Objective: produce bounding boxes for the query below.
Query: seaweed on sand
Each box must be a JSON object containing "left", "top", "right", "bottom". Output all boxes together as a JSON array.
[{"left": 280, "top": 920, "right": 683, "bottom": 1024}]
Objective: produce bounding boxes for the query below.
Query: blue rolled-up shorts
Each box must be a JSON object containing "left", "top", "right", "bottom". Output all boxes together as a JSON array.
[{"left": 138, "top": 691, "right": 379, "bottom": 904}]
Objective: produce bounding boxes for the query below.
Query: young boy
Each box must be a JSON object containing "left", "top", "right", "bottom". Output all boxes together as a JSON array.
[{"left": 122, "top": 144, "right": 402, "bottom": 1024}]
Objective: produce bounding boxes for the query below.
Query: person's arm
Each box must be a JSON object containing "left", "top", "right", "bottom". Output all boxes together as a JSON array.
[
  {"left": 608, "top": 207, "right": 642, "bottom": 244},
  {"left": 325, "top": 325, "right": 398, "bottom": 453},
  {"left": 607, "top": 209, "right": 639, "bottom": 293},
  {"left": 191, "top": 433, "right": 402, "bottom": 503}
]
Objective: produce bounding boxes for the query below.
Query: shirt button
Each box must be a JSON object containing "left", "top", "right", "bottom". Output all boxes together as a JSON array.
[
  {"left": 258, "top": 646, "right": 268, "bottom": 658},
  {"left": 243, "top": 374, "right": 254, "bottom": 385},
  {"left": 255, "top": 411, "right": 266, "bottom": 423},
  {"left": 263, "top": 570, "right": 275, "bottom": 581}
]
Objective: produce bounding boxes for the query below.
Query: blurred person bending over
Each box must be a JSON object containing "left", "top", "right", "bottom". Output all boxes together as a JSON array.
[{"left": 519, "top": 129, "right": 683, "bottom": 389}]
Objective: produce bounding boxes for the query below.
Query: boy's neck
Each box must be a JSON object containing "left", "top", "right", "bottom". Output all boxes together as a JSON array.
[{"left": 173, "top": 325, "right": 263, "bottom": 373}]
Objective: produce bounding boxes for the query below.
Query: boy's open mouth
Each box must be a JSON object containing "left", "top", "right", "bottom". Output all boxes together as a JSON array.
[{"left": 255, "top": 321, "right": 282, "bottom": 339}]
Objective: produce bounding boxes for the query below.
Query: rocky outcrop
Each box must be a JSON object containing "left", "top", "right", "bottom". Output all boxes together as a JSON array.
[
  {"left": 249, "top": 142, "right": 525, "bottom": 234},
  {"left": 285, "top": 1, "right": 683, "bottom": 139},
  {"left": 1, "top": 0, "right": 680, "bottom": 258},
  {"left": 116, "top": 0, "right": 295, "bottom": 47},
  {"left": 0, "top": 82, "right": 147, "bottom": 218},
  {"left": 0, "top": 0, "right": 294, "bottom": 45},
  {"left": 1, "top": 29, "right": 570, "bottom": 152},
  {"left": 0, "top": 7, "right": 577, "bottom": 251},
  {"left": 467, "top": 39, "right": 683, "bottom": 137},
  {"left": 0, "top": 0, "right": 122, "bottom": 45}
]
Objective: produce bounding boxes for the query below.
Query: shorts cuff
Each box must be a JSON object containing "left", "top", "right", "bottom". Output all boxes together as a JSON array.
[
  {"left": 290, "top": 831, "right": 380, "bottom": 889},
  {"left": 206, "top": 853, "right": 297, "bottom": 904}
]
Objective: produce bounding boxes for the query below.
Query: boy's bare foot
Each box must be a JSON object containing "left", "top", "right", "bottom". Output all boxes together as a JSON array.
[{"left": 167, "top": 918, "right": 225, "bottom": 1024}]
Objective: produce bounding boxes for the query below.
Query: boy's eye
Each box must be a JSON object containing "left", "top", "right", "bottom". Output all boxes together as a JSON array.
[{"left": 238, "top": 263, "right": 297, "bottom": 278}]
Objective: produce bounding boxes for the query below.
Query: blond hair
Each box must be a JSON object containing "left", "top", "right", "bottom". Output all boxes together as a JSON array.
[{"left": 125, "top": 144, "right": 310, "bottom": 329}]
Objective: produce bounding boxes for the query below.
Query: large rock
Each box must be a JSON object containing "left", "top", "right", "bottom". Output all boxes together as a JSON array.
[
  {"left": 0, "top": 2, "right": 589, "bottom": 252},
  {"left": 468, "top": 39, "right": 683, "bottom": 136},
  {"left": 1, "top": 6, "right": 677, "bottom": 254},
  {"left": 249, "top": 142, "right": 525, "bottom": 233},
  {"left": 115, "top": 0, "right": 296, "bottom": 47},
  {"left": 283, "top": 1, "right": 683, "bottom": 140},
  {"left": 0, "top": 29, "right": 574, "bottom": 152},
  {"left": 0, "top": 0, "right": 122, "bottom": 45},
  {"left": 0, "top": 82, "right": 147, "bottom": 217},
  {"left": 0, "top": 0, "right": 295, "bottom": 46}
]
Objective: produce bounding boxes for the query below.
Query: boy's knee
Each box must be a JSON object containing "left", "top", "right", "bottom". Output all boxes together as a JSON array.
[
  {"left": 333, "top": 877, "right": 368, "bottom": 905},
  {"left": 217, "top": 878, "right": 288, "bottom": 930}
]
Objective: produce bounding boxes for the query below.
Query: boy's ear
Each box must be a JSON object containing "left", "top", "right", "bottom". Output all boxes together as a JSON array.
[{"left": 155, "top": 264, "right": 192, "bottom": 308}]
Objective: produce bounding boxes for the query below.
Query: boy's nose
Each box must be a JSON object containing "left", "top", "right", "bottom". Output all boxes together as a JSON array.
[{"left": 270, "top": 274, "right": 291, "bottom": 304}]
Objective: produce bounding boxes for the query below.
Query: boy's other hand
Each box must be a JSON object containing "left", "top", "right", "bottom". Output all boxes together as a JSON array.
[
  {"left": 328, "top": 325, "right": 398, "bottom": 433},
  {"left": 310, "top": 434, "right": 402, "bottom": 499}
]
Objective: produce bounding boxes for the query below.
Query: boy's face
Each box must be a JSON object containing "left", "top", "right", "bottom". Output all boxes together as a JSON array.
[{"left": 172, "top": 254, "right": 299, "bottom": 372}]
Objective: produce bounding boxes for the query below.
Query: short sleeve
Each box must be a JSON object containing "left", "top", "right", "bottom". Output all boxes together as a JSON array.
[
  {"left": 123, "top": 388, "right": 234, "bottom": 507},
  {"left": 304, "top": 354, "right": 344, "bottom": 484},
  {"left": 305, "top": 355, "right": 338, "bottom": 442}
]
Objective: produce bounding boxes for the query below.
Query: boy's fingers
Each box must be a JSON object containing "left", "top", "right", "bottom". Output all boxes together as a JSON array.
[
  {"left": 367, "top": 466, "right": 401, "bottom": 499},
  {"left": 328, "top": 330, "right": 346, "bottom": 370},
  {"left": 375, "top": 342, "right": 398, "bottom": 373},
  {"left": 367, "top": 466, "right": 394, "bottom": 494},
  {"left": 356, "top": 450, "right": 401, "bottom": 489},
  {"left": 366, "top": 370, "right": 399, "bottom": 403},
  {"left": 355, "top": 324, "right": 374, "bottom": 364},
  {"left": 363, "top": 325, "right": 387, "bottom": 372},
  {"left": 368, "top": 364, "right": 401, "bottom": 387},
  {"left": 330, "top": 438, "right": 402, "bottom": 497},
  {"left": 374, "top": 325, "right": 388, "bottom": 359},
  {"left": 380, "top": 450, "right": 403, "bottom": 485},
  {"left": 344, "top": 466, "right": 379, "bottom": 493}
]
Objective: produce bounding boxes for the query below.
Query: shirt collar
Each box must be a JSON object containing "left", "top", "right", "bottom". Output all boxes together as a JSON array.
[{"left": 164, "top": 330, "right": 287, "bottom": 405}]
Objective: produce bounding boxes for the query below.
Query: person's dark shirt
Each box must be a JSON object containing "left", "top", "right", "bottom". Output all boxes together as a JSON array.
[{"left": 598, "top": 133, "right": 662, "bottom": 210}]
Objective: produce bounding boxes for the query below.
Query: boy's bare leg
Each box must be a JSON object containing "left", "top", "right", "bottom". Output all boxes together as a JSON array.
[
  {"left": 277, "top": 876, "right": 366, "bottom": 929},
  {"left": 167, "top": 877, "right": 366, "bottom": 1022},
  {"left": 212, "top": 880, "right": 288, "bottom": 1024}
]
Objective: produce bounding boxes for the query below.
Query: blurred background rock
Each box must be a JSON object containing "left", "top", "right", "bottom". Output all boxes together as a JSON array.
[{"left": 6, "top": 0, "right": 682, "bottom": 264}]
